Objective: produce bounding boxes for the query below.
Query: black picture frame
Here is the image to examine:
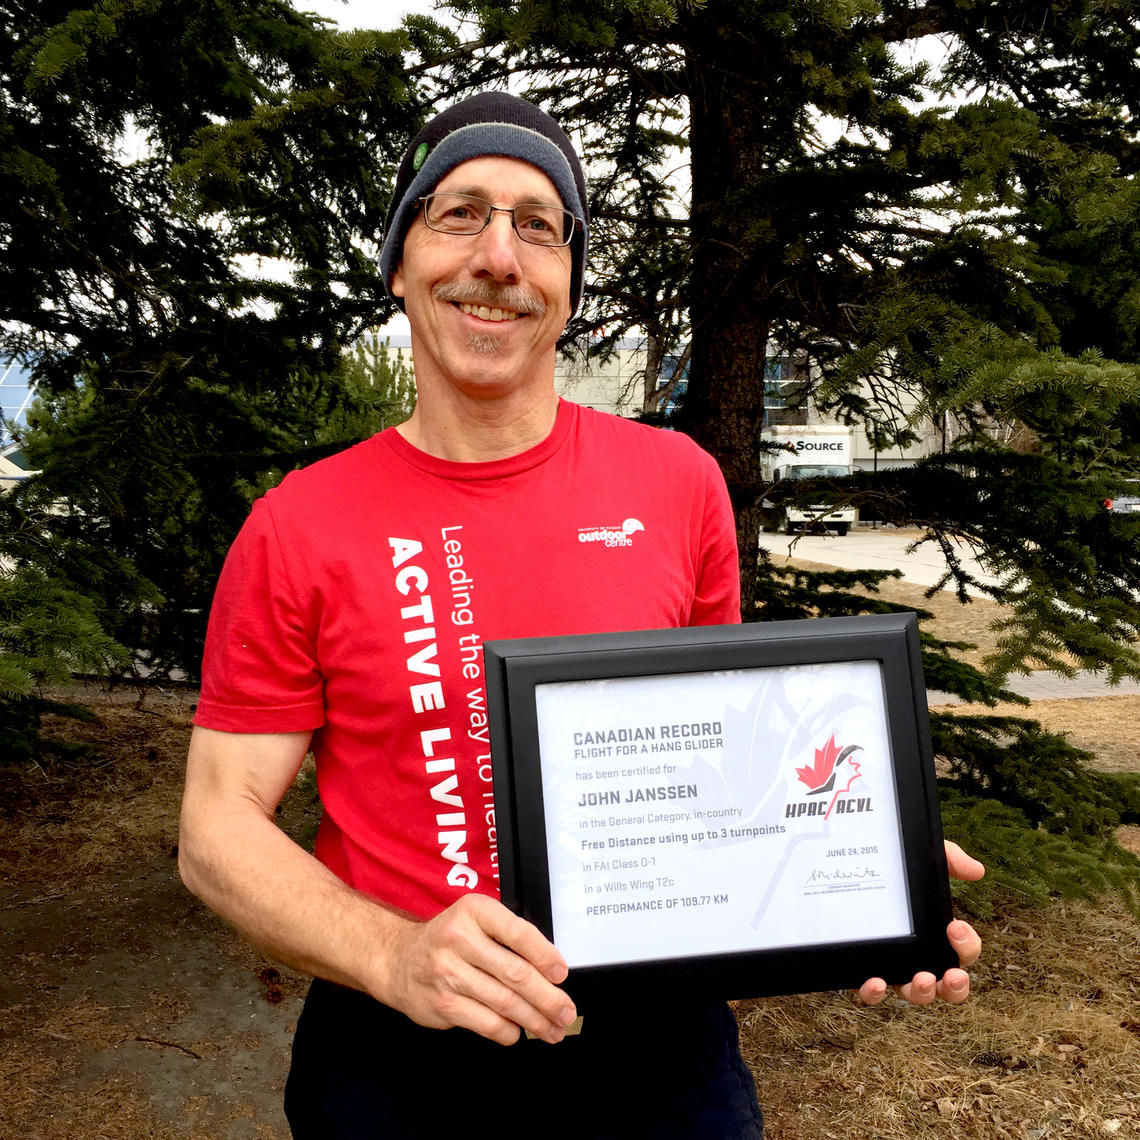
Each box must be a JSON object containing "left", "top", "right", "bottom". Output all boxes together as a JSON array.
[{"left": 484, "top": 612, "right": 956, "bottom": 1003}]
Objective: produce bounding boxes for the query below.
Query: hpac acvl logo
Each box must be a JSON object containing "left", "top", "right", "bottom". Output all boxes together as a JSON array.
[{"left": 784, "top": 733, "right": 871, "bottom": 821}]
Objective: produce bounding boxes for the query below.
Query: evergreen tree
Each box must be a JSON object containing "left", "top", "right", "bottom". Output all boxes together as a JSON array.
[
  {"left": 430, "top": 0, "right": 1140, "bottom": 633},
  {"left": 417, "top": 0, "right": 1140, "bottom": 912},
  {"left": 0, "top": 555, "right": 131, "bottom": 764},
  {"left": 336, "top": 333, "right": 417, "bottom": 436},
  {"left": 0, "top": 1, "right": 436, "bottom": 699}
]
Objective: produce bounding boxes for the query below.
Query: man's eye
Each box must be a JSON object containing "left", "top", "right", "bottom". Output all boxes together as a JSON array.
[
  {"left": 518, "top": 212, "right": 554, "bottom": 232},
  {"left": 429, "top": 196, "right": 488, "bottom": 226}
]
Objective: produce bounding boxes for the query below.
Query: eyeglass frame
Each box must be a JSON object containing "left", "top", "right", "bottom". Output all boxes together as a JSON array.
[{"left": 416, "top": 192, "right": 582, "bottom": 248}]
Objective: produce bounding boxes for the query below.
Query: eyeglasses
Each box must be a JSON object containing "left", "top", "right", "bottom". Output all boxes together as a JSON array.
[{"left": 418, "top": 192, "right": 580, "bottom": 247}]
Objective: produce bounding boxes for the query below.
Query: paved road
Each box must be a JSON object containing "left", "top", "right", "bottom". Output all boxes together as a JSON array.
[
  {"left": 992, "top": 670, "right": 1140, "bottom": 701},
  {"left": 759, "top": 525, "right": 1140, "bottom": 702},
  {"left": 758, "top": 525, "right": 1005, "bottom": 593}
]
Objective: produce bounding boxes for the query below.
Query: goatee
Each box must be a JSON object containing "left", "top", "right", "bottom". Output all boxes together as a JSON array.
[{"left": 467, "top": 332, "right": 505, "bottom": 355}]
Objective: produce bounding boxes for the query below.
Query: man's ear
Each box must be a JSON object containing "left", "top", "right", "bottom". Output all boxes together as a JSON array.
[{"left": 390, "top": 261, "right": 405, "bottom": 298}]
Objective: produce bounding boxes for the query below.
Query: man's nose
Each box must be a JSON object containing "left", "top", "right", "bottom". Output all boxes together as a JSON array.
[{"left": 469, "top": 209, "right": 523, "bottom": 281}]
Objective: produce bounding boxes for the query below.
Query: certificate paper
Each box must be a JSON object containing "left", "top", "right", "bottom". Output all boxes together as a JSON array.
[
  {"left": 536, "top": 661, "right": 911, "bottom": 967},
  {"left": 485, "top": 614, "right": 956, "bottom": 1000}
]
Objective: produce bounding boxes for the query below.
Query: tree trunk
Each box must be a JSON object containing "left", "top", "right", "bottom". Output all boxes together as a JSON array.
[
  {"left": 681, "top": 16, "right": 778, "bottom": 620},
  {"left": 642, "top": 332, "right": 666, "bottom": 412}
]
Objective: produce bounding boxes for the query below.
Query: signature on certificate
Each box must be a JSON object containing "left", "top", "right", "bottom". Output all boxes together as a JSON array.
[{"left": 806, "top": 865, "right": 882, "bottom": 884}]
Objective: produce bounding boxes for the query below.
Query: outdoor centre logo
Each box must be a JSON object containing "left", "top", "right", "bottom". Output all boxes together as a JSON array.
[
  {"left": 577, "top": 518, "right": 645, "bottom": 547},
  {"left": 784, "top": 733, "right": 869, "bottom": 820}
]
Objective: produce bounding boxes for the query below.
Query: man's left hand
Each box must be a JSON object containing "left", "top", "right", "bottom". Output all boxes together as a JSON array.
[{"left": 857, "top": 840, "right": 984, "bottom": 1006}]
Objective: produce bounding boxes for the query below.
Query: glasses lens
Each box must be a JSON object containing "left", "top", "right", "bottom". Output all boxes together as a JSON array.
[
  {"left": 421, "top": 194, "right": 576, "bottom": 246},
  {"left": 423, "top": 194, "right": 489, "bottom": 234},
  {"left": 513, "top": 204, "right": 573, "bottom": 246}
]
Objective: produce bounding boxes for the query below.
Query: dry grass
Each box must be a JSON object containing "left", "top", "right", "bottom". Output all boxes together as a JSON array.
[
  {"left": 0, "top": 994, "right": 183, "bottom": 1140},
  {"left": 738, "top": 899, "right": 1140, "bottom": 1138},
  {"left": 3, "top": 662, "right": 1140, "bottom": 1138},
  {"left": 931, "top": 694, "right": 1140, "bottom": 774},
  {"left": 0, "top": 682, "right": 194, "bottom": 888}
]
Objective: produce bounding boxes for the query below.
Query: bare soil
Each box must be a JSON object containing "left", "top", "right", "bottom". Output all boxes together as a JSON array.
[
  {"left": 0, "top": 685, "right": 313, "bottom": 1140},
  {"left": 780, "top": 554, "right": 1010, "bottom": 670},
  {"left": 2, "top": 585, "right": 1139, "bottom": 1140}
]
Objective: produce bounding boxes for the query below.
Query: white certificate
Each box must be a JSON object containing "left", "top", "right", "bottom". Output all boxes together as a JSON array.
[
  {"left": 484, "top": 614, "right": 956, "bottom": 1000},
  {"left": 535, "top": 661, "right": 912, "bottom": 967}
]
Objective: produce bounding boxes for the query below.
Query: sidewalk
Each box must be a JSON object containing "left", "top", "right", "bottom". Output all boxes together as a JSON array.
[
  {"left": 930, "top": 671, "right": 1140, "bottom": 706},
  {"left": 757, "top": 527, "right": 1140, "bottom": 704},
  {"left": 1002, "top": 671, "right": 1140, "bottom": 700},
  {"left": 758, "top": 527, "right": 1005, "bottom": 594}
]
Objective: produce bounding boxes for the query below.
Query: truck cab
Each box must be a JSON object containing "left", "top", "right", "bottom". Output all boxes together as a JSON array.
[{"left": 761, "top": 429, "right": 858, "bottom": 537}]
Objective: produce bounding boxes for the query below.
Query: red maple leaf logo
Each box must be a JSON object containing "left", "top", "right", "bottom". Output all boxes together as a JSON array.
[{"left": 796, "top": 733, "right": 842, "bottom": 791}]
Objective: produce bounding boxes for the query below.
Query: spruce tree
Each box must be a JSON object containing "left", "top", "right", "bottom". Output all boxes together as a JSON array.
[
  {"left": 418, "top": 0, "right": 1140, "bottom": 912},
  {"left": 429, "top": 0, "right": 1140, "bottom": 621},
  {"left": 0, "top": 1, "right": 435, "bottom": 704}
]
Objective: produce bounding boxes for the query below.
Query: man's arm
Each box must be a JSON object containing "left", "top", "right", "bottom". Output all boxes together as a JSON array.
[
  {"left": 178, "top": 726, "right": 578, "bottom": 1045},
  {"left": 856, "top": 840, "right": 985, "bottom": 1006}
]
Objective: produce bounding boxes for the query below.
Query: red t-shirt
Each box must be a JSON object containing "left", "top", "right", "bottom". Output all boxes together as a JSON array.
[{"left": 195, "top": 400, "right": 740, "bottom": 919}]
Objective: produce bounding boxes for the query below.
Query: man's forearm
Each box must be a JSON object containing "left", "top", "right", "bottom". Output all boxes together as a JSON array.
[
  {"left": 179, "top": 786, "right": 408, "bottom": 996},
  {"left": 178, "top": 725, "right": 576, "bottom": 1044}
]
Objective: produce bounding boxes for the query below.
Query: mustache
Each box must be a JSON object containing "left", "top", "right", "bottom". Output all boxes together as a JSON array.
[{"left": 432, "top": 280, "right": 546, "bottom": 316}]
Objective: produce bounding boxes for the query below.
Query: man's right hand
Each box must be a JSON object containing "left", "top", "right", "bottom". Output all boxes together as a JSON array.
[
  {"left": 378, "top": 893, "right": 577, "bottom": 1045},
  {"left": 180, "top": 726, "right": 575, "bottom": 1047}
]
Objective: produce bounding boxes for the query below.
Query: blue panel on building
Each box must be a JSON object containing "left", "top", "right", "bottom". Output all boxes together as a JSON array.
[{"left": 0, "top": 363, "right": 35, "bottom": 444}]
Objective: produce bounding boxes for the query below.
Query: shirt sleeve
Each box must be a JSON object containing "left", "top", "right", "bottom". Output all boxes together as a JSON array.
[
  {"left": 193, "top": 497, "right": 327, "bottom": 734},
  {"left": 688, "top": 450, "right": 742, "bottom": 628}
]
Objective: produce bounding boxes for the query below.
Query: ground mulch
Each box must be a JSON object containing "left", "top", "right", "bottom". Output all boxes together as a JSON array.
[{"left": 2, "top": 604, "right": 1139, "bottom": 1140}]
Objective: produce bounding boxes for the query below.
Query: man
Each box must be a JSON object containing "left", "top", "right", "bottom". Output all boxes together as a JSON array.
[{"left": 179, "top": 92, "right": 983, "bottom": 1138}]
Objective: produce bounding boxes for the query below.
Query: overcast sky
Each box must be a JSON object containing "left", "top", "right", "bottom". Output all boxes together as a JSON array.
[
  {"left": 298, "top": 1, "right": 452, "bottom": 337},
  {"left": 299, "top": 0, "right": 444, "bottom": 31}
]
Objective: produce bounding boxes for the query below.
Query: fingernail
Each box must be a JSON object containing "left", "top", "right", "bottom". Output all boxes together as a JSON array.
[{"left": 559, "top": 1006, "right": 577, "bottom": 1027}]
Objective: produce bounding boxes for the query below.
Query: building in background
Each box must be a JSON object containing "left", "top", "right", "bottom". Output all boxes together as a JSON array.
[
  {"left": 1, "top": 364, "right": 36, "bottom": 492},
  {"left": 551, "top": 337, "right": 954, "bottom": 471},
  {"left": 554, "top": 335, "right": 648, "bottom": 416},
  {"left": 0, "top": 441, "right": 33, "bottom": 493},
  {"left": 1, "top": 362, "right": 35, "bottom": 447},
  {"left": 376, "top": 333, "right": 961, "bottom": 467}
]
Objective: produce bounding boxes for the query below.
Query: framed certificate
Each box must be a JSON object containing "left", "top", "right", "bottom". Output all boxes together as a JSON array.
[{"left": 485, "top": 612, "right": 957, "bottom": 1002}]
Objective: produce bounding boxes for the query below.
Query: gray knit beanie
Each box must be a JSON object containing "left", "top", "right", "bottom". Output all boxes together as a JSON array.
[{"left": 379, "top": 91, "right": 589, "bottom": 316}]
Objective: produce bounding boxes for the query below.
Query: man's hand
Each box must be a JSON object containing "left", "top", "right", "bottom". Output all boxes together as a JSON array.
[
  {"left": 857, "top": 840, "right": 984, "bottom": 1007},
  {"left": 181, "top": 728, "right": 574, "bottom": 1048},
  {"left": 377, "top": 893, "right": 577, "bottom": 1046}
]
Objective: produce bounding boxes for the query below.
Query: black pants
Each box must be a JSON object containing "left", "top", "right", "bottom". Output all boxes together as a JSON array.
[{"left": 285, "top": 979, "right": 764, "bottom": 1139}]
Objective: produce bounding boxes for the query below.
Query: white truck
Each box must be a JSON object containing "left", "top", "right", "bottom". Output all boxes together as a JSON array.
[{"left": 761, "top": 426, "right": 858, "bottom": 536}]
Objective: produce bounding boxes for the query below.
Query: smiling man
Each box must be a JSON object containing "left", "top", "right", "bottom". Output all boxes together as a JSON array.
[
  {"left": 392, "top": 158, "right": 571, "bottom": 369},
  {"left": 179, "top": 93, "right": 982, "bottom": 1139}
]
